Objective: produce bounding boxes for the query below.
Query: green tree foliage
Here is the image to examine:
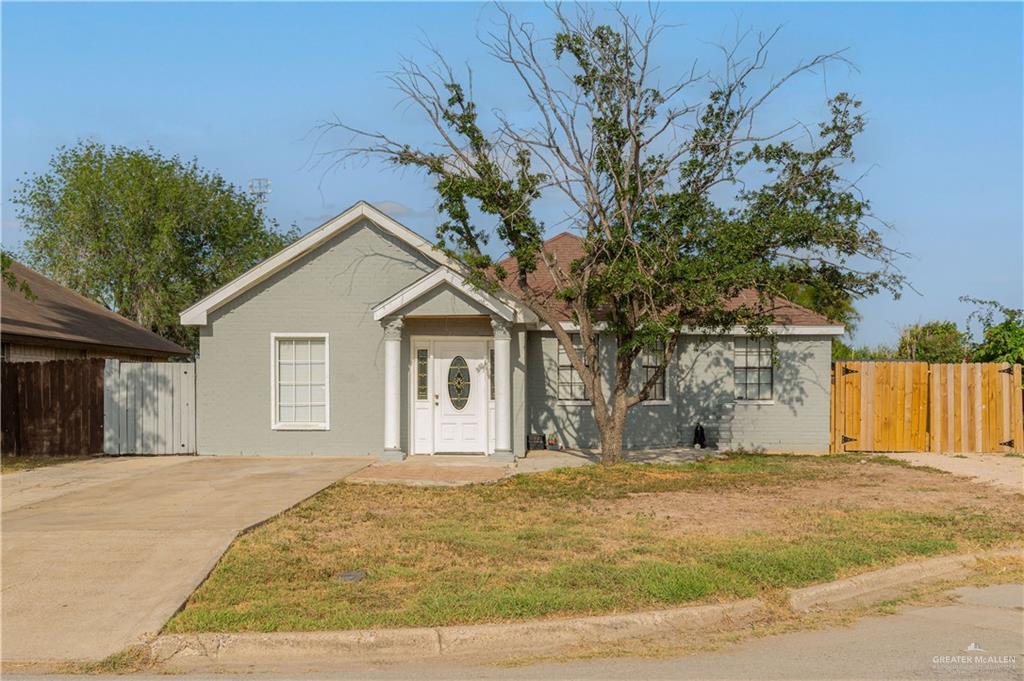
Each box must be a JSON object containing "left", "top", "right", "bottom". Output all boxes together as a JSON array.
[
  {"left": 896, "top": 321, "right": 970, "bottom": 363},
  {"left": 783, "top": 283, "right": 860, "bottom": 331},
  {"left": 1, "top": 250, "right": 34, "bottom": 300},
  {"left": 831, "top": 339, "right": 895, "bottom": 361},
  {"left": 13, "top": 141, "right": 298, "bottom": 351},
  {"left": 962, "top": 297, "right": 1024, "bottom": 363},
  {"left": 333, "top": 7, "right": 902, "bottom": 461}
]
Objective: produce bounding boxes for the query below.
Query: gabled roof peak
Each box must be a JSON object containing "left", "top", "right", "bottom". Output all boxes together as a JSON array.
[{"left": 180, "top": 201, "right": 449, "bottom": 326}]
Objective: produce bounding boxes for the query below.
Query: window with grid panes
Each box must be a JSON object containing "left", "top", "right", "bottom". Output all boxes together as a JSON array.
[
  {"left": 734, "top": 337, "right": 773, "bottom": 400},
  {"left": 641, "top": 340, "right": 666, "bottom": 401},
  {"left": 274, "top": 337, "right": 328, "bottom": 427},
  {"left": 556, "top": 334, "right": 589, "bottom": 401}
]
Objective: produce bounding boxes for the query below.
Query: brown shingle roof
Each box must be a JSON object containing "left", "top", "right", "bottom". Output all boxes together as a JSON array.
[
  {"left": 1, "top": 261, "right": 190, "bottom": 357},
  {"left": 497, "top": 232, "right": 834, "bottom": 326}
]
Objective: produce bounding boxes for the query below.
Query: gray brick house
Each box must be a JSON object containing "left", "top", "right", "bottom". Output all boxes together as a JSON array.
[{"left": 181, "top": 202, "right": 842, "bottom": 459}]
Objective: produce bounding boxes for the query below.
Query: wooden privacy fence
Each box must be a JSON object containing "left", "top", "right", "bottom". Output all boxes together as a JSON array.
[
  {"left": 832, "top": 361, "right": 1024, "bottom": 454},
  {"left": 1, "top": 358, "right": 195, "bottom": 457},
  {"left": 1, "top": 359, "right": 105, "bottom": 457},
  {"left": 103, "top": 360, "right": 196, "bottom": 455}
]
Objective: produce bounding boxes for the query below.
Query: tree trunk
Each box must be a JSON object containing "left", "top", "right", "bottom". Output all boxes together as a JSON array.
[{"left": 598, "top": 397, "right": 628, "bottom": 465}]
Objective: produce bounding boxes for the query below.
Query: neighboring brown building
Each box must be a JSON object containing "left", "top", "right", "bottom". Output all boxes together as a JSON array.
[{"left": 1, "top": 260, "right": 190, "bottom": 362}]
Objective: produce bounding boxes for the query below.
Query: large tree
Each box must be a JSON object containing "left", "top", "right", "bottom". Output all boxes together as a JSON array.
[
  {"left": 963, "top": 297, "right": 1024, "bottom": 363},
  {"left": 895, "top": 320, "right": 970, "bottom": 363},
  {"left": 332, "top": 6, "right": 902, "bottom": 462},
  {"left": 13, "top": 141, "right": 297, "bottom": 351}
]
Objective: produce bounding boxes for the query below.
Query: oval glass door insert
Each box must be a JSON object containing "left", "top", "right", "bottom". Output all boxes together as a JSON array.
[{"left": 447, "top": 356, "right": 470, "bottom": 410}]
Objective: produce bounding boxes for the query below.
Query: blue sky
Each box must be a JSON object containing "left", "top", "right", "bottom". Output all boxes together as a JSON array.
[{"left": 3, "top": 2, "right": 1021, "bottom": 345}]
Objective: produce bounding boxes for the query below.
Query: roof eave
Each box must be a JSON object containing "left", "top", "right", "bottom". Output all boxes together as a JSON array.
[
  {"left": 0, "top": 331, "right": 190, "bottom": 357},
  {"left": 179, "top": 201, "right": 453, "bottom": 327}
]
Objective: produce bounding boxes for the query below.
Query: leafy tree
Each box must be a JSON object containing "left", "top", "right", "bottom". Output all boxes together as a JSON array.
[
  {"left": 832, "top": 339, "right": 895, "bottom": 361},
  {"left": 1, "top": 250, "right": 34, "bottom": 300},
  {"left": 781, "top": 282, "right": 861, "bottom": 360},
  {"left": 332, "top": 6, "right": 902, "bottom": 462},
  {"left": 13, "top": 141, "right": 297, "bottom": 351},
  {"left": 782, "top": 283, "right": 860, "bottom": 333},
  {"left": 962, "top": 297, "right": 1024, "bottom": 363},
  {"left": 896, "top": 321, "right": 970, "bottom": 363}
]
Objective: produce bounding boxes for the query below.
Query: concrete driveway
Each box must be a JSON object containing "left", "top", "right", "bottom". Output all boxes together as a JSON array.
[
  {"left": 1, "top": 455, "right": 368, "bottom": 663},
  {"left": 887, "top": 452, "right": 1023, "bottom": 493}
]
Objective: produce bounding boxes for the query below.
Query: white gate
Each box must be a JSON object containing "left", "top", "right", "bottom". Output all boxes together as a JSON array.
[{"left": 103, "top": 360, "right": 196, "bottom": 454}]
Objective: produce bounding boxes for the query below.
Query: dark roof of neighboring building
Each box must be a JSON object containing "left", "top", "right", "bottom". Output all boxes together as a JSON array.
[
  {"left": 497, "top": 232, "right": 835, "bottom": 326},
  {"left": 1, "top": 260, "right": 190, "bottom": 357}
]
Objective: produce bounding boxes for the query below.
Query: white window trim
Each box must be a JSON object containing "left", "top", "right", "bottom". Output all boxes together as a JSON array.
[
  {"left": 555, "top": 334, "right": 592, "bottom": 405},
  {"left": 640, "top": 340, "right": 669, "bottom": 405},
  {"left": 270, "top": 332, "right": 330, "bottom": 431},
  {"left": 732, "top": 336, "right": 774, "bottom": 403},
  {"left": 557, "top": 395, "right": 598, "bottom": 405}
]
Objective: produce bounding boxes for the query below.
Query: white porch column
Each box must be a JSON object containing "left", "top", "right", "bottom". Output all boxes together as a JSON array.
[
  {"left": 381, "top": 317, "right": 406, "bottom": 460},
  {"left": 491, "top": 318, "right": 514, "bottom": 461}
]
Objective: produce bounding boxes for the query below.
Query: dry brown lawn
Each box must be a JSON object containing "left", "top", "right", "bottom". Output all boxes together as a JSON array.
[{"left": 165, "top": 453, "right": 1023, "bottom": 633}]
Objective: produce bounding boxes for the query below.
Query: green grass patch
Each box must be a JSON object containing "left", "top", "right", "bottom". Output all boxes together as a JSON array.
[
  {"left": 165, "top": 454, "right": 1024, "bottom": 633},
  {"left": 0, "top": 455, "right": 100, "bottom": 474}
]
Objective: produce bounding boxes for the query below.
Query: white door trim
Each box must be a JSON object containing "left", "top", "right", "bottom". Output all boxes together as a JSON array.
[{"left": 408, "top": 335, "right": 494, "bottom": 455}]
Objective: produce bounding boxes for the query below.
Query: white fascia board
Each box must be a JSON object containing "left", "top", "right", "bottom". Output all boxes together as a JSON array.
[
  {"left": 180, "top": 201, "right": 452, "bottom": 326},
  {"left": 372, "top": 267, "right": 516, "bottom": 322},
  {"left": 535, "top": 321, "right": 608, "bottom": 332},
  {"left": 724, "top": 324, "right": 845, "bottom": 336},
  {"left": 535, "top": 321, "right": 844, "bottom": 336}
]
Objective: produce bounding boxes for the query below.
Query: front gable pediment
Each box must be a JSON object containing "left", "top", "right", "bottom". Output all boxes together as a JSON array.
[{"left": 372, "top": 268, "right": 518, "bottom": 322}]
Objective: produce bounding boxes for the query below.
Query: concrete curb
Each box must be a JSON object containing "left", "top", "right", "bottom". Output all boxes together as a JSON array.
[
  {"left": 150, "top": 548, "right": 1022, "bottom": 671},
  {"left": 788, "top": 547, "right": 1023, "bottom": 613},
  {"left": 152, "top": 599, "right": 766, "bottom": 669}
]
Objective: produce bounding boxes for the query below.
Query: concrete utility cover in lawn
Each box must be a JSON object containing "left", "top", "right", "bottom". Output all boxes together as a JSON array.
[{"left": 1, "top": 455, "right": 368, "bottom": 663}]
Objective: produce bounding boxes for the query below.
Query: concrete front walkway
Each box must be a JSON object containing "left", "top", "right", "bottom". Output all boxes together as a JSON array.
[
  {"left": 1, "top": 455, "right": 368, "bottom": 663},
  {"left": 348, "top": 455, "right": 512, "bottom": 486},
  {"left": 348, "top": 448, "right": 720, "bottom": 486},
  {"left": 887, "top": 452, "right": 1023, "bottom": 493}
]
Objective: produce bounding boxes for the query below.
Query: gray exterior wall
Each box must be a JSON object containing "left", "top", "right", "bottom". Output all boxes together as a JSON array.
[
  {"left": 725, "top": 335, "right": 833, "bottom": 453},
  {"left": 195, "top": 215, "right": 827, "bottom": 457},
  {"left": 197, "top": 218, "right": 437, "bottom": 456},
  {"left": 196, "top": 218, "right": 527, "bottom": 457},
  {"left": 526, "top": 331, "right": 832, "bottom": 453}
]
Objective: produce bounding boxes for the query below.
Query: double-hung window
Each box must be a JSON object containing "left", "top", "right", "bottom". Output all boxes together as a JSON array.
[
  {"left": 641, "top": 340, "right": 667, "bottom": 402},
  {"left": 272, "top": 334, "right": 329, "bottom": 429},
  {"left": 734, "top": 337, "right": 773, "bottom": 401},
  {"left": 556, "top": 334, "right": 589, "bottom": 402}
]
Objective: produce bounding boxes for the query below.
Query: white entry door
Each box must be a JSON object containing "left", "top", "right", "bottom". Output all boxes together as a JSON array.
[{"left": 433, "top": 341, "right": 487, "bottom": 453}]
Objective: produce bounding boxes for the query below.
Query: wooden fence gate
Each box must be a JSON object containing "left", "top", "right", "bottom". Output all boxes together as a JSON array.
[
  {"left": 103, "top": 360, "right": 196, "bottom": 455},
  {"left": 831, "top": 361, "right": 1024, "bottom": 454},
  {"left": 1, "top": 359, "right": 105, "bottom": 457}
]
